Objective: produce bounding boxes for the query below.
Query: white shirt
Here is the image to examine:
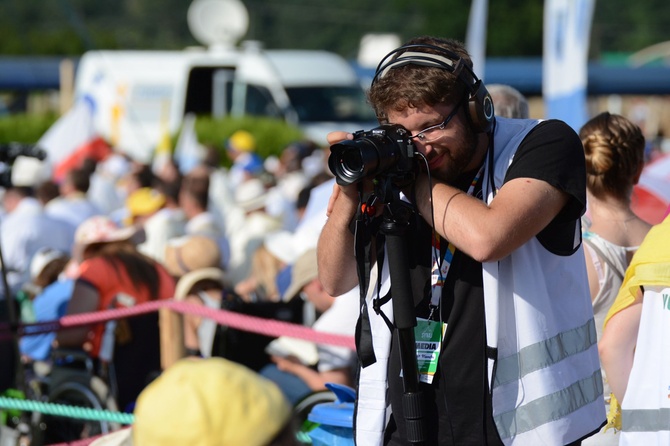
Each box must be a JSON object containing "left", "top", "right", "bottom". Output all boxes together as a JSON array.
[
  {"left": 0, "top": 197, "right": 74, "bottom": 296},
  {"left": 226, "top": 211, "right": 281, "bottom": 286},
  {"left": 138, "top": 207, "right": 187, "bottom": 263},
  {"left": 45, "top": 193, "right": 102, "bottom": 231},
  {"left": 265, "top": 171, "right": 309, "bottom": 231},
  {"left": 313, "top": 287, "right": 359, "bottom": 373}
]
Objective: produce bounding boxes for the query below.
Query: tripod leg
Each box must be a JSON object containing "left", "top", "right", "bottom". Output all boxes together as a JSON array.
[{"left": 383, "top": 215, "right": 427, "bottom": 444}]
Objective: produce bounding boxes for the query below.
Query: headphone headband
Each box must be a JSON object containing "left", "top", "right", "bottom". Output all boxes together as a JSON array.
[
  {"left": 372, "top": 44, "right": 480, "bottom": 88},
  {"left": 374, "top": 51, "right": 457, "bottom": 84}
]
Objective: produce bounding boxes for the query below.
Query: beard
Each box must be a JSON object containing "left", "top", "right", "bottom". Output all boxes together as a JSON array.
[{"left": 428, "top": 124, "right": 480, "bottom": 184}]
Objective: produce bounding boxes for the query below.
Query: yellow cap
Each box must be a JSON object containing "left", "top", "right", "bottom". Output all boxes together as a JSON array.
[
  {"left": 227, "top": 130, "right": 256, "bottom": 152},
  {"left": 132, "top": 357, "right": 292, "bottom": 446},
  {"left": 125, "top": 187, "right": 166, "bottom": 225}
]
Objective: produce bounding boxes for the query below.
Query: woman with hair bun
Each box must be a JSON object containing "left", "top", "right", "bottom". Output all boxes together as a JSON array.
[{"left": 579, "top": 111, "right": 652, "bottom": 445}]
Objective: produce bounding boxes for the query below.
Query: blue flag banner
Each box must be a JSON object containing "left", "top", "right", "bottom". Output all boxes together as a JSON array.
[{"left": 542, "top": 0, "right": 595, "bottom": 131}]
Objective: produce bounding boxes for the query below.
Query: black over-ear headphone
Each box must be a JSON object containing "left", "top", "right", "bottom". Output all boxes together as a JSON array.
[{"left": 372, "top": 43, "right": 495, "bottom": 133}]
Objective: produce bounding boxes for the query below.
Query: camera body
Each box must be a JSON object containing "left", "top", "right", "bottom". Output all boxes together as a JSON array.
[
  {"left": 328, "top": 124, "right": 416, "bottom": 186},
  {"left": 0, "top": 143, "right": 46, "bottom": 164}
]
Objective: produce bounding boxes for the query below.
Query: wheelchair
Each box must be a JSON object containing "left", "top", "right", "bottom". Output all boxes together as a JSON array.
[
  {"left": 22, "top": 311, "right": 161, "bottom": 445},
  {"left": 22, "top": 349, "right": 120, "bottom": 445}
]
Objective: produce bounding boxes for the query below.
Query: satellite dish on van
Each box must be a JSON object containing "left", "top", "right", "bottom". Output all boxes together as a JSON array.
[{"left": 187, "top": 0, "right": 249, "bottom": 47}]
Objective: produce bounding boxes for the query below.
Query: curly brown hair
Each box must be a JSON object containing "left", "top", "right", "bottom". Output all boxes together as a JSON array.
[{"left": 368, "top": 36, "right": 473, "bottom": 122}]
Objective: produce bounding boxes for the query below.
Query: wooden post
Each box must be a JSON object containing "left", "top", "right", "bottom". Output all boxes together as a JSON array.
[
  {"left": 59, "top": 58, "right": 75, "bottom": 114},
  {"left": 159, "top": 306, "right": 185, "bottom": 369}
]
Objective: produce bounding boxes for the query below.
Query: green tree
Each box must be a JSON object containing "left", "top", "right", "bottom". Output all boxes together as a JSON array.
[{"left": 0, "top": 0, "right": 669, "bottom": 59}]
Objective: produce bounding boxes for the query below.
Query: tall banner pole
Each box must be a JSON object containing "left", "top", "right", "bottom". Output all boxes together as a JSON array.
[
  {"left": 466, "top": 0, "right": 489, "bottom": 80},
  {"left": 543, "top": 0, "right": 596, "bottom": 131}
]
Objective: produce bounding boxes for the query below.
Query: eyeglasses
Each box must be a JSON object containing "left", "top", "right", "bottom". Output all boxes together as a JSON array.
[{"left": 409, "top": 103, "right": 461, "bottom": 143}]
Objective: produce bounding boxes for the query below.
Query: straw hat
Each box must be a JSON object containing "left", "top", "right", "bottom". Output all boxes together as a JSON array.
[
  {"left": 174, "top": 267, "right": 226, "bottom": 300},
  {"left": 163, "top": 235, "right": 221, "bottom": 277},
  {"left": 283, "top": 248, "right": 319, "bottom": 301}
]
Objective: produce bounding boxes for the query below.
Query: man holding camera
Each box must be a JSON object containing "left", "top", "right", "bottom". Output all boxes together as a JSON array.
[{"left": 317, "top": 36, "right": 604, "bottom": 445}]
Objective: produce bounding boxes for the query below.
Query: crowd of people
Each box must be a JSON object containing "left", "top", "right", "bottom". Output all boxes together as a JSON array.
[
  {"left": 1, "top": 33, "right": 670, "bottom": 446},
  {"left": 0, "top": 127, "right": 356, "bottom": 418}
]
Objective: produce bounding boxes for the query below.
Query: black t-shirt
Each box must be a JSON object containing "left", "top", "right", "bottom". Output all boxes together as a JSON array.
[{"left": 384, "top": 120, "right": 586, "bottom": 446}]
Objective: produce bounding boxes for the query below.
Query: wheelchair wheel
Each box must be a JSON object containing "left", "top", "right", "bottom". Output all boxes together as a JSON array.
[
  {"left": 293, "top": 389, "right": 337, "bottom": 422},
  {"left": 40, "top": 381, "right": 114, "bottom": 444},
  {"left": 293, "top": 389, "right": 337, "bottom": 444}
]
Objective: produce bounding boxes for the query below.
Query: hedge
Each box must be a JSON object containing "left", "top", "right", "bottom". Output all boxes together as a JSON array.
[
  {"left": 192, "top": 115, "right": 306, "bottom": 165},
  {"left": 0, "top": 113, "right": 306, "bottom": 167},
  {"left": 0, "top": 113, "right": 59, "bottom": 144}
]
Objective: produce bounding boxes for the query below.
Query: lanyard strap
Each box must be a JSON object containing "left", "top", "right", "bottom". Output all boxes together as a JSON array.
[{"left": 429, "top": 165, "right": 484, "bottom": 309}]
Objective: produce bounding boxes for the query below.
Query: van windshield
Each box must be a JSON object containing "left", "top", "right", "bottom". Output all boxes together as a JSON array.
[{"left": 285, "top": 86, "right": 377, "bottom": 123}]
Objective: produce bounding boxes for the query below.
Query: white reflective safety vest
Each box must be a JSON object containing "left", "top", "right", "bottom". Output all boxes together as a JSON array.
[
  {"left": 482, "top": 118, "right": 606, "bottom": 445},
  {"left": 619, "top": 286, "right": 670, "bottom": 446},
  {"left": 353, "top": 118, "right": 605, "bottom": 446}
]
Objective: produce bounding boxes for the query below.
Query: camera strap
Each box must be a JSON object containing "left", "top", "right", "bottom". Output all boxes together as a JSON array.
[{"left": 354, "top": 191, "right": 390, "bottom": 368}]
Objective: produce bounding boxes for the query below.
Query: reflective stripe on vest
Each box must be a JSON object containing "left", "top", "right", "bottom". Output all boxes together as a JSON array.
[
  {"left": 622, "top": 408, "right": 670, "bottom": 432},
  {"left": 494, "top": 319, "right": 598, "bottom": 387},
  {"left": 493, "top": 319, "right": 602, "bottom": 439},
  {"left": 495, "top": 369, "right": 603, "bottom": 439}
]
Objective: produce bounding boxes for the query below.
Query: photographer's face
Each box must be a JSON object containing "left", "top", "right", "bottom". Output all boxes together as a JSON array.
[{"left": 387, "top": 103, "right": 479, "bottom": 183}]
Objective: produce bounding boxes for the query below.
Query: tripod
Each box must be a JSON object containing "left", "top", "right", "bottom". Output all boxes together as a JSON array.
[
  {"left": 374, "top": 179, "right": 427, "bottom": 444},
  {"left": 0, "top": 218, "right": 32, "bottom": 443}
]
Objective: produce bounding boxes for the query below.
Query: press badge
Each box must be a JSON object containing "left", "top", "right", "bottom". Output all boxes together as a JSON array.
[{"left": 414, "top": 318, "right": 447, "bottom": 384}]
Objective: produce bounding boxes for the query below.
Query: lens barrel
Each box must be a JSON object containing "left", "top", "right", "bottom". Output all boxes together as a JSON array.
[{"left": 328, "top": 125, "right": 411, "bottom": 186}]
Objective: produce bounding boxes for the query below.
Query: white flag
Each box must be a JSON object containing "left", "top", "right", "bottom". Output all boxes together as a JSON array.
[
  {"left": 174, "top": 112, "right": 206, "bottom": 174},
  {"left": 543, "top": 0, "right": 595, "bottom": 131},
  {"left": 11, "top": 96, "right": 97, "bottom": 186},
  {"left": 36, "top": 96, "right": 97, "bottom": 169}
]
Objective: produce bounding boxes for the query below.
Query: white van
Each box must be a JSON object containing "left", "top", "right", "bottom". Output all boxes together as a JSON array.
[{"left": 73, "top": 41, "right": 376, "bottom": 163}]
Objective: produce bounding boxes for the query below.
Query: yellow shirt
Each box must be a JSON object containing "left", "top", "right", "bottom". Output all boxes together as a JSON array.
[{"left": 603, "top": 213, "right": 670, "bottom": 430}]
